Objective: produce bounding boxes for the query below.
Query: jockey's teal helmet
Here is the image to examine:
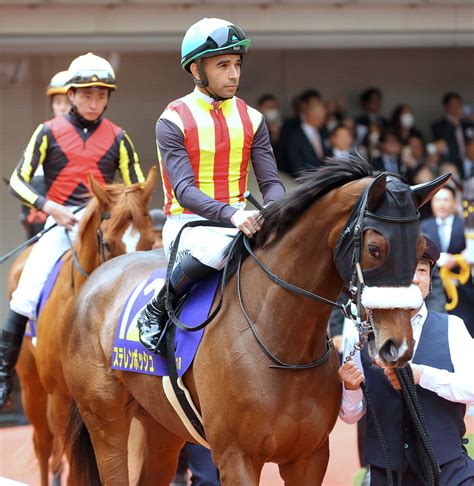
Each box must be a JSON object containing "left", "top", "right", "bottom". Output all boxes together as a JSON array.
[{"left": 181, "top": 18, "right": 252, "bottom": 72}]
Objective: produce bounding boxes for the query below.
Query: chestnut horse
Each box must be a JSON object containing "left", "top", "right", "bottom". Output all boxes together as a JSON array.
[
  {"left": 63, "top": 159, "right": 447, "bottom": 485},
  {"left": 8, "top": 168, "right": 156, "bottom": 486}
]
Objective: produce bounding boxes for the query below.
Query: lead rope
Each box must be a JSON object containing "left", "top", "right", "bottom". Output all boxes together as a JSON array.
[{"left": 395, "top": 366, "right": 440, "bottom": 485}]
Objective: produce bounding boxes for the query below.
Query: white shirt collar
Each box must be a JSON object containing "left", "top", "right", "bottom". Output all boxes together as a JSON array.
[
  {"left": 411, "top": 302, "right": 427, "bottom": 329},
  {"left": 435, "top": 214, "right": 454, "bottom": 227},
  {"left": 192, "top": 86, "right": 226, "bottom": 108}
]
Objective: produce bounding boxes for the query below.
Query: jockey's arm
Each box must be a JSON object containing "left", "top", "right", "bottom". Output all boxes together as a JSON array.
[
  {"left": 157, "top": 118, "right": 239, "bottom": 224},
  {"left": 9, "top": 124, "right": 78, "bottom": 229},
  {"left": 9, "top": 124, "right": 49, "bottom": 210},
  {"left": 250, "top": 119, "right": 285, "bottom": 205},
  {"left": 117, "top": 131, "right": 145, "bottom": 185}
]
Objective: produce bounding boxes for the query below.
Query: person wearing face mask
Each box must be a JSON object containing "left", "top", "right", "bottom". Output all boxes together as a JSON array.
[
  {"left": 390, "top": 104, "right": 423, "bottom": 145},
  {"left": 0, "top": 52, "right": 145, "bottom": 409},
  {"left": 257, "top": 93, "right": 281, "bottom": 152}
]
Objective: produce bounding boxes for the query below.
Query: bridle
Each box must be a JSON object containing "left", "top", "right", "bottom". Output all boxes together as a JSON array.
[
  {"left": 165, "top": 175, "right": 420, "bottom": 370},
  {"left": 66, "top": 209, "right": 111, "bottom": 280}
]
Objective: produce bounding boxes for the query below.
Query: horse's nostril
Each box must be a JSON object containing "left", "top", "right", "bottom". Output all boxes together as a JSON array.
[{"left": 379, "top": 339, "right": 399, "bottom": 363}]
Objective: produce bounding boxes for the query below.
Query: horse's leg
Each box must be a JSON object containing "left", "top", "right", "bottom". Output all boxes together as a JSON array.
[
  {"left": 135, "top": 407, "right": 185, "bottom": 486},
  {"left": 128, "top": 417, "right": 146, "bottom": 485},
  {"left": 213, "top": 448, "right": 262, "bottom": 486},
  {"left": 278, "top": 439, "right": 330, "bottom": 486},
  {"left": 16, "top": 342, "right": 53, "bottom": 486},
  {"left": 72, "top": 388, "right": 138, "bottom": 486},
  {"left": 47, "top": 391, "right": 70, "bottom": 478}
]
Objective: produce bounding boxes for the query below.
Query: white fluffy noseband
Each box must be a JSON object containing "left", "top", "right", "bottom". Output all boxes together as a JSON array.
[{"left": 361, "top": 284, "right": 423, "bottom": 310}]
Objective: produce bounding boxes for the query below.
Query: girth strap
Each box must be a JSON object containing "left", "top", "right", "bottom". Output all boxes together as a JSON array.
[{"left": 166, "top": 325, "right": 207, "bottom": 439}]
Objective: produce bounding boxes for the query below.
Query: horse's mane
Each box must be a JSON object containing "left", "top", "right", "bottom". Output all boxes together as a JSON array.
[
  {"left": 254, "top": 156, "right": 374, "bottom": 248},
  {"left": 75, "top": 182, "right": 147, "bottom": 253}
]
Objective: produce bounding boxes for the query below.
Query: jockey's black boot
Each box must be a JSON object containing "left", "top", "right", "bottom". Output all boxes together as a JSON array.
[
  {"left": 138, "top": 255, "right": 215, "bottom": 357},
  {"left": 0, "top": 310, "right": 29, "bottom": 409}
]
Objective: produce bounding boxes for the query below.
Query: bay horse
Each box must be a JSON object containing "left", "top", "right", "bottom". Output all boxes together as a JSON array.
[
  {"left": 8, "top": 168, "right": 157, "bottom": 486},
  {"left": 63, "top": 159, "right": 447, "bottom": 485}
]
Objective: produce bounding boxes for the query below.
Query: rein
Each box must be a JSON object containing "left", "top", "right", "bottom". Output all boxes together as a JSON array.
[
  {"left": 66, "top": 209, "right": 111, "bottom": 281},
  {"left": 164, "top": 220, "right": 338, "bottom": 370}
]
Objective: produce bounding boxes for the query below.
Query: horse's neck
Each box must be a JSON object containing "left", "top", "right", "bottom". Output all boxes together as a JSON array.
[
  {"left": 72, "top": 208, "right": 101, "bottom": 289},
  {"left": 242, "top": 192, "right": 348, "bottom": 364}
]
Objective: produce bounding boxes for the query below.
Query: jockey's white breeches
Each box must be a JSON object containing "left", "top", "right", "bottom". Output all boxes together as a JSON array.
[
  {"left": 162, "top": 214, "right": 239, "bottom": 270},
  {"left": 10, "top": 207, "right": 84, "bottom": 320}
]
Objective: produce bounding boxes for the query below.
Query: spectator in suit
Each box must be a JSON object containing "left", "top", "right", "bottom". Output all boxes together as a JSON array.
[
  {"left": 371, "top": 130, "right": 404, "bottom": 175},
  {"left": 355, "top": 87, "right": 389, "bottom": 144},
  {"left": 463, "top": 138, "right": 474, "bottom": 180},
  {"left": 277, "top": 89, "right": 321, "bottom": 173},
  {"left": 431, "top": 92, "right": 474, "bottom": 179},
  {"left": 421, "top": 185, "right": 474, "bottom": 337},
  {"left": 329, "top": 124, "right": 353, "bottom": 160},
  {"left": 257, "top": 93, "right": 282, "bottom": 152},
  {"left": 282, "top": 96, "right": 330, "bottom": 178},
  {"left": 401, "top": 134, "right": 427, "bottom": 174},
  {"left": 390, "top": 104, "right": 423, "bottom": 145}
]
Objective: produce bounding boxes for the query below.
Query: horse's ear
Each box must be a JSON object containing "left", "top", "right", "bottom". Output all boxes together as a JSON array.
[
  {"left": 367, "top": 174, "right": 387, "bottom": 212},
  {"left": 411, "top": 173, "right": 451, "bottom": 209},
  {"left": 140, "top": 166, "right": 158, "bottom": 205},
  {"left": 88, "top": 174, "right": 111, "bottom": 209}
]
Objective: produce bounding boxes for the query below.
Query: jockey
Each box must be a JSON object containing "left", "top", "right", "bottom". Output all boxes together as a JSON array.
[
  {"left": 0, "top": 52, "right": 145, "bottom": 408},
  {"left": 47, "top": 70, "right": 71, "bottom": 117},
  {"left": 22, "top": 70, "right": 72, "bottom": 238},
  {"left": 138, "top": 18, "right": 285, "bottom": 354}
]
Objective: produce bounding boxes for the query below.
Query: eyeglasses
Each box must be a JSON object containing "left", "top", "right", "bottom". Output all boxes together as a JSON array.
[{"left": 69, "top": 69, "right": 115, "bottom": 85}]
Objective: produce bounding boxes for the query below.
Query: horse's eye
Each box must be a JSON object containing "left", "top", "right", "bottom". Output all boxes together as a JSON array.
[{"left": 368, "top": 244, "right": 380, "bottom": 258}]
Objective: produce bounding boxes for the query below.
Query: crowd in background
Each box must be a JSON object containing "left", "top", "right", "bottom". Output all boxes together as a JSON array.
[
  {"left": 258, "top": 87, "right": 474, "bottom": 193},
  {"left": 268, "top": 88, "right": 474, "bottom": 350}
]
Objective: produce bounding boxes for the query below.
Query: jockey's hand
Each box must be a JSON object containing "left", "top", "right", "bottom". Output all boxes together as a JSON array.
[
  {"left": 338, "top": 359, "right": 365, "bottom": 390},
  {"left": 43, "top": 200, "right": 78, "bottom": 230},
  {"left": 230, "top": 210, "right": 262, "bottom": 238}
]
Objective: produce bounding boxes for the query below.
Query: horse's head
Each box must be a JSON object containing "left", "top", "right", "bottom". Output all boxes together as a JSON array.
[
  {"left": 334, "top": 172, "right": 450, "bottom": 368},
  {"left": 85, "top": 167, "right": 157, "bottom": 259}
]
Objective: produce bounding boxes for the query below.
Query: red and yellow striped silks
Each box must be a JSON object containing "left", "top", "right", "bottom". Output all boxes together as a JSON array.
[{"left": 158, "top": 92, "right": 262, "bottom": 216}]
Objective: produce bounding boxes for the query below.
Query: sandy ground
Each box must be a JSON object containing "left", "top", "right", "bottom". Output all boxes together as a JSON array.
[
  {"left": 0, "top": 419, "right": 359, "bottom": 485},
  {"left": 1, "top": 416, "right": 473, "bottom": 485}
]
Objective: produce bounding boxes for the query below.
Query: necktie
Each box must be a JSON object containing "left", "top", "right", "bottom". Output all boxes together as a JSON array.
[
  {"left": 438, "top": 220, "right": 450, "bottom": 252},
  {"left": 312, "top": 129, "right": 324, "bottom": 159}
]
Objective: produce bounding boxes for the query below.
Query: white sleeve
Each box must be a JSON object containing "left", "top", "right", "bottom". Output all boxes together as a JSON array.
[
  {"left": 339, "top": 327, "right": 367, "bottom": 424},
  {"left": 418, "top": 315, "right": 474, "bottom": 404}
]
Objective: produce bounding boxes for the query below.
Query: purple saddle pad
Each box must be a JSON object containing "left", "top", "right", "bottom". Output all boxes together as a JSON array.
[
  {"left": 26, "top": 257, "right": 64, "bottom": 338},
  {"left": 111, "top": 268, "right": 220, "bottom": 378}
]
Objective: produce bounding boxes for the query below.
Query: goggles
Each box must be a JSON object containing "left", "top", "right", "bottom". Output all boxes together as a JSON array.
[
  {"left": 183, "top": 25, "right": 248, "bottom": 65},
  {"left": 69, "top": 69, "right": 115, "bottom": 86}
]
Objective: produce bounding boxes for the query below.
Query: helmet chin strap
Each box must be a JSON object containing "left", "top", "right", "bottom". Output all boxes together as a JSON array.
[{"left": 192, "top": 59, "right": 236, "bottom": 102}]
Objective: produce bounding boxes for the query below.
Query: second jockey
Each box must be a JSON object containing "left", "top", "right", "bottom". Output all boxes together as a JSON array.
[
  {"left": 0, "top": 53, "right": 145, "bottom": 408},
  {"left": 22, "top": 70, "right": 72, "bottom": 238},
  {"left": 138, "top": 18, "right": 285, "bottom": 354}
]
